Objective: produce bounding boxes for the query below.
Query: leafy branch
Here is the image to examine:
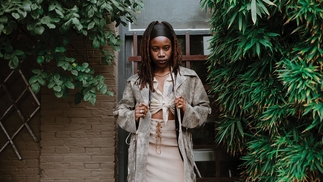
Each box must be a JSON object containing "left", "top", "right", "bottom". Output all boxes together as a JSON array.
[{"left": 0, "top": 0, "right": 143, "bottom": 105}]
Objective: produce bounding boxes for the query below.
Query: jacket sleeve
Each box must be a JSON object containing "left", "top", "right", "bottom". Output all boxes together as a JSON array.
[
  {"left": 181, "top": 76, "right": 211, "bottom": 129},
  {"left": 113, "top": 80, "right": 137, "bottom": 133}
]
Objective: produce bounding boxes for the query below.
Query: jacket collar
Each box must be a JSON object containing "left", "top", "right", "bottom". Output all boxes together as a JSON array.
[
  {"left": 174, "top": 66, "right": 196, "bottom": 92},
  {"left": 135, "top": 66, "right": 196, "bottom": 103}
]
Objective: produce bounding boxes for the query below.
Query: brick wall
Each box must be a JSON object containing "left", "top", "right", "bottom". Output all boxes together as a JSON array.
[
  {"left": 0, "top": 23, "right": 118, "bottom": 182},
  {"left": 0, "top": 56, "right": 42, "bottom": 182}
]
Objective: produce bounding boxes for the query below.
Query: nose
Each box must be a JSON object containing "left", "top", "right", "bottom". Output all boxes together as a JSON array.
[{"left": 158, "top": 50, "right": 165, "bottom": 57}]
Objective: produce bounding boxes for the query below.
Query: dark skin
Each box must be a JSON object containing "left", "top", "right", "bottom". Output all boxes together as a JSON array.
[{"left": 135, "top": 36, "right": 186, "bottom": 122}]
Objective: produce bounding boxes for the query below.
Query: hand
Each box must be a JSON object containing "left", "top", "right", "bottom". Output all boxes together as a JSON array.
[
  {"left": 175, "top": 96, "right": 186, "bottom": 112},
  {"left": 135, "top": 103, "right": 149, "bottom": 122}
]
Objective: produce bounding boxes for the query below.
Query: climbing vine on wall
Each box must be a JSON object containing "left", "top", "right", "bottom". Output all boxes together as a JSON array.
[{"left": 0, "top": 0, "right": 143, "bottom": 105}]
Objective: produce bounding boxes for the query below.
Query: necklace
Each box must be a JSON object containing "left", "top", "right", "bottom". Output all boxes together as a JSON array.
[{"left": 154, "top": 72, "right": 170, "bottom": 77}]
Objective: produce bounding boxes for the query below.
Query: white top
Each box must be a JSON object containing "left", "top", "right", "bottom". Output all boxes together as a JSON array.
[{"left": 149, "top": 73, "right": 175, "bottom": 124}]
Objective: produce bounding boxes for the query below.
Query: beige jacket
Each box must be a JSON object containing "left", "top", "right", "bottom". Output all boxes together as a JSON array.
[{"left": 114, "top": 66, "right": 211, "bottom": 182}]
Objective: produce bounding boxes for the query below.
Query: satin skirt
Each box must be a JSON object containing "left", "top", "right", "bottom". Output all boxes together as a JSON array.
[{"left": 146, "top": 119, "right": 184, "bottom": 182}]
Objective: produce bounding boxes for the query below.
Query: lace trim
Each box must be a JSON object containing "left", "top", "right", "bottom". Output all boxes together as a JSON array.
[{"left": 155, "top": 121, "right": 162, "bottom": 155}]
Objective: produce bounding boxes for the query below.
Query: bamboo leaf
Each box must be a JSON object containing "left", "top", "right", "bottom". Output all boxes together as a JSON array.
[
  {"left": 251, "top": 0, "right": 257, "bottom": 24},
  {"left": 230, "top": 123, "right": 235, "bottom": 145},
  {"left": 237, "top": 120, "right": 244, "bottom": 137}
]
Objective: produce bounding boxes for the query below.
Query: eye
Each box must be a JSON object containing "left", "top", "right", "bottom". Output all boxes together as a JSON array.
[
  {"left": 151, "top": 47, "right": 158, "bottom": 52},
  {"left": 164, "top": 46, "right": 170, "bottom": 51}
]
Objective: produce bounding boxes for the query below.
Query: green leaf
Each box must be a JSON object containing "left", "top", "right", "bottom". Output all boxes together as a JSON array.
[
  {"left": 1, "top": 0, "right": 141, "bottom": 106},
  {"left": 48, "top": 81, "right": 55, "bottom": 89},
  {"left": 84, "top": 92, "right": 96, "bottom": 105},
  {"left": 106, "top": 90, "right": 113, "bottom": 96},
  {"left": 9, "top": 56, "right": 19, "bottom": 69},
  {"left": 38, "top": 77, "right": 46, "bottom": 86},
  {"left": 87, "top": 21, "right": 95, "bottom": 30},
  {"left": 54, "top": 91, "right": 63, "bottom": 98},
  {"left": 53, "top": 85, "right": 61, "bottom": 92},
  {"left": 47, "top": 23, "right": 56, "bottom": 29},
  {"left": 37, "top": 56, "right": 44, "bottom": 63},
  {"left": 92, "top": 37, "right": 100, "bottom": 48},
  {"left": 31, "top": 69, "right": 42, "bottom": 74},
  {"left": 3, "top": 25, "right": 13, "bottom": 34},
  {"left": 18, "top": 9, "right": 27, "bottom": 18},
  {"left": 230, "top": 123, "right": 235, "bottom": 145},
  {"left": 261, "top": 0, "right": 276, "bottom": 6},
  {"left": 251, "top": 0, "right": 257, "bottom": 24},
  {"left": 0, "top": 24, "right": 4, "bottom": 34},
  {"left": 71, "top": 17, "right": 82, "bottom": 31},
  {"left": 71, "top": 70, "right": 78, "bottom": 76},
  {"left": 11, "top": 12, "right": 20, "bottom": 19},
  {"left": 82, "top": 62, "right": 89, "bottom": 68},
  {"left": 34, "top": 25, "right": 45, "bottom": 34},
  {"left": 88, "top": 8, "right": 95, "bottom": 18},
  {"left": 21, "top": 1, "right": 32, "bottom": 11},
  {"left": 55, "top": 9, "right": 64, "bottom": 18},
  {"left": 31, "top": 83, "right": 41, "bottom": 94},
  {"left": 14, "top": 49, "right": 25, "bottom": 57},
  {"left": 29, "top": 75, "right": 38, "bottom": 84},
  {"left": 64, "top": 81, "right": 75, "bottom": 89},
  {"left": 41, "top": 16, "right": 51, "bottom": 24},
  {"left": 237, "top": 120, "right": 244, "bottom": 137},
  {"left": 0, "top": 16, "right": 8, "bottom": 23},
  {"left": 55, "top": 46, "right": 66, "bottom": 53}
]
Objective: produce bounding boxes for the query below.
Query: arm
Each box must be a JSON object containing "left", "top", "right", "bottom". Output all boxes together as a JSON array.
[
  {"left": 181, "top": 77, "right": 211, "bottom": 129},
  {"left": 113, "top": 80, "right": 137, "bottom": 133}
]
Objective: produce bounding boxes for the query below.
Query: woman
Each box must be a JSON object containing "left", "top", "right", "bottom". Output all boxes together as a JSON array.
[{"left": 114, "top": 21, "right": 211, "bottom": 182}]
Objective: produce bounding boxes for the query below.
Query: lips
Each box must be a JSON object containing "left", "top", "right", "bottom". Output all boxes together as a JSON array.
[{"left": 156, "top": 59, "right": 168, "bottom": 63}]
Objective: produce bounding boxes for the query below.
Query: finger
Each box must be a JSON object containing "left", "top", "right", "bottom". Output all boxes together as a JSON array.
[
  {"left": 143, "top": 104, "right": 149, "bottom": 110},
  {"left": 175, "top": 98, "right": 180, "bottom": 104}
]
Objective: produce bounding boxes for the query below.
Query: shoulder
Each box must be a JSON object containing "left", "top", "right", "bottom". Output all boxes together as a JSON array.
[
  {"left": 178, "top": 66, "right": 198, "bottom": 77},
  {"left": 126, "top": 74, "right": 140, "bottom": 82}
]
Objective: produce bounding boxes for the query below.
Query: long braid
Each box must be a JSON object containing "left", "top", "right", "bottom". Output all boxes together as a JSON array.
[
  {"left": 161, "top": 21, "right": 182, "bottom": 75},
  {"left": 138, "top": 21, "right": 182, "bottom": 91}
]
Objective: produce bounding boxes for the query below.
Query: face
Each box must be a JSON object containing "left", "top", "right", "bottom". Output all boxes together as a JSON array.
[{"left": 149, "top": 36, "right": 172, "bottom": 71}]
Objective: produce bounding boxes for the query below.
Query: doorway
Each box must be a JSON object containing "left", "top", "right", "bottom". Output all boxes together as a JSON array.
[{"left": 116, "top": 1, "right": 241, "bottom": 181}]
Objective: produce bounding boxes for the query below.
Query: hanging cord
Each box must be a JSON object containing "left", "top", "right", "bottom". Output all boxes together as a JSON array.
[{"left": 125, "top": 132, "right": 132, "bottom": 145}]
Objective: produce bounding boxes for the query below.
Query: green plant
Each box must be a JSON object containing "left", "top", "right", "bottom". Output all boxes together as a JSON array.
[
  {"left": 201, "top": 0, "right": 323, "bottom": 181},
  {"left": 0, "top": 0, "right": 143, "bottom": 105}
]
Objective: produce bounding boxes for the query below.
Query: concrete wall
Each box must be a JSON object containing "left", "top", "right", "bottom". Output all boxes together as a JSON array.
[{"left": 0, "top": 24, "right": 118, "bottom": 182}]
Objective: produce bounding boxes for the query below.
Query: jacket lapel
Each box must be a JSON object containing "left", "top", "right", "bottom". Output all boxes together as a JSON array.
[
  {"left": 139, "top": 85, "right": 150, "bottom": 104},
  {"left": 175, "top": 72, "right": 187, "bottom": 96}
]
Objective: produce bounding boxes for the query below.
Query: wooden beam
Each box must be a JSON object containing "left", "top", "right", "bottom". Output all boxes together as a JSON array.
[{"left": 128, "top": 55, "right": 208, "bottom": 62}]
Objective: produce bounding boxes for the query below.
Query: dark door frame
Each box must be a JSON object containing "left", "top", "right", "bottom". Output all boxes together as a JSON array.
[{"left": 117, "top": 23, "right": 210, "bottom": 182}]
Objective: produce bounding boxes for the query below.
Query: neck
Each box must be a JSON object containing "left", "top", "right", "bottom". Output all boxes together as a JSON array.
[
  {"left": 154, "top": 66, "right": 171, "bottom": 74},
  {"left": 154, "top": 72, "right": 170, "bottom": 77}
]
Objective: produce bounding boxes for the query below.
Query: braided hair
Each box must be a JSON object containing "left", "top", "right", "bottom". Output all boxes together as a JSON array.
[{"left": 138, "top": 21, "right": 182, "bottom": 91}]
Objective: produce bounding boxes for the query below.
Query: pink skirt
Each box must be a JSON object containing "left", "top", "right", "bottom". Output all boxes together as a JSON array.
[{"left": 146, "top": 119, "right": 184, "bottom": 182}]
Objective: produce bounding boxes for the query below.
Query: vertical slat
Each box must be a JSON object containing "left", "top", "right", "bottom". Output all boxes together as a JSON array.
[
  {"left": 133, "top": 32, "right": 138, "bottom": 74},
  {"left": 185, "top": 32, "right": 191, "bottom": 69}
]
